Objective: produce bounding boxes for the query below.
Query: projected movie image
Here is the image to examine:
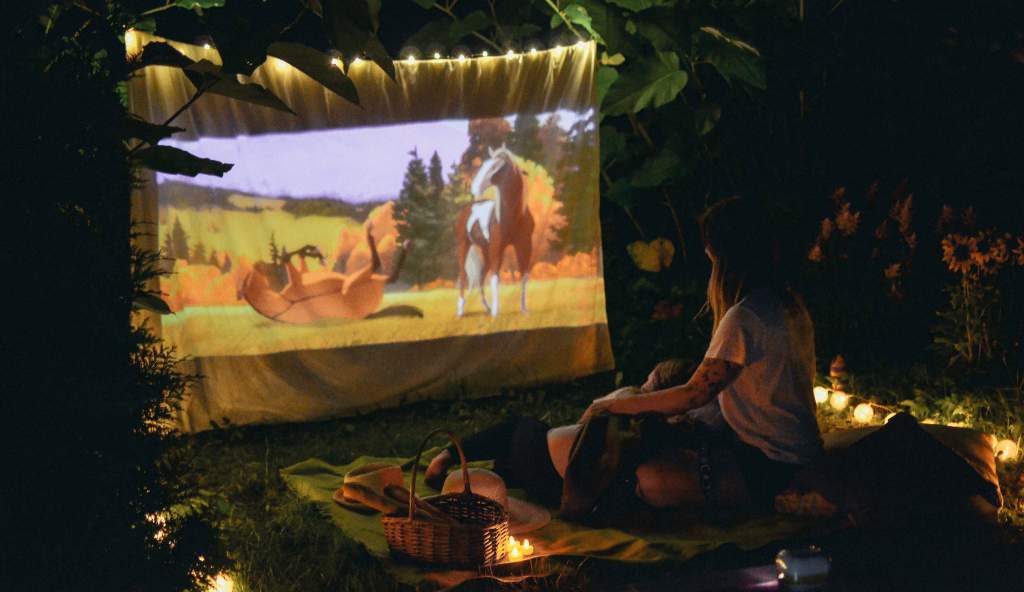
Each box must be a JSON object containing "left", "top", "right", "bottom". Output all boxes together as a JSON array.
[{"left": 158, "top": 110, "right": 605, "bottom": 358}]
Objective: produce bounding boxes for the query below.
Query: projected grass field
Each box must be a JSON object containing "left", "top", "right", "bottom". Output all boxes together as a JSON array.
[{"left": 161, "top": 277, "right": 605, "bottom": 358}]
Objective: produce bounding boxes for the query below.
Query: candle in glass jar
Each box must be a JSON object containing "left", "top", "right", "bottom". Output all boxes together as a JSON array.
[{"left": 520, "top": 539, "right": 533, "bottom": 556}]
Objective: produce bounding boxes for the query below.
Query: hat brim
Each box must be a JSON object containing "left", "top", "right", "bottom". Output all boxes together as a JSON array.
[
  {"left": 332, "top": 487, "right": 379, "bottom": 514},
  {"left": 506, "top": 496, "right": 551, "bottom": 535}
]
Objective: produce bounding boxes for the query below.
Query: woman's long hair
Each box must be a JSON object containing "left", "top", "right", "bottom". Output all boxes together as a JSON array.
[{"left": 699, "top": 197, "right": 803, "bottom": 331}]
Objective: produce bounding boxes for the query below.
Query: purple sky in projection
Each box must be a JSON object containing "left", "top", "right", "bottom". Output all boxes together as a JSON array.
[{"left": 157, "top": 109, "right": 591, "bottom": 203}]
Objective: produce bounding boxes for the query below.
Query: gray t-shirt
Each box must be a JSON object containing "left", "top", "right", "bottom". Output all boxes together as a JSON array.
[{"left": 705, "top": 288, "right": 823, "bottom": 464}]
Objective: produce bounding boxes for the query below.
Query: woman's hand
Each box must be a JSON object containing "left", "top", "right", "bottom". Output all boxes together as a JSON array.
[{"left": 579, "top": 398, "right": 617, "bottom": 423}]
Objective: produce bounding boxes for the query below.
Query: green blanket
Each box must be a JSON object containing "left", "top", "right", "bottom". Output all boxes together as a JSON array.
[{"left": 281, "top": 452, "right": 837, "bottom": 587}]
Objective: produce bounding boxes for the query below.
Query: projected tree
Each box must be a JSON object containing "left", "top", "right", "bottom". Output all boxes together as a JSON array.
[{"left": 395, "top": 149, "right": 456, "bottom": 285}]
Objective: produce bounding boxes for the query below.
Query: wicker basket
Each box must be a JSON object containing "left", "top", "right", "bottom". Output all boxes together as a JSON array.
[{"left": 382, "top": 428, "right": 510, "bottom": 567}]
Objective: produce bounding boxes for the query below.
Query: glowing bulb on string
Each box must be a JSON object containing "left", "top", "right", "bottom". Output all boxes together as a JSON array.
[
  {"left": 813, "top": 386, "right": 829, "bottom": 404},
  {"left": 482, "top": 50, "right": 489, "bottom": 57},
  {"left": 457, "top": 53, "right": 466, "bottom": 62},
  {"left": 829, "top": 390, "right": 849, "bottom": 411},
  {"left": 124, "top": 29, "right": 136, "bottom": 47},
  {"left": 995, "top": 439, "right": 1020, "bottom": 462},
  {"left": 853, "top": 403, "right": 874, "bottom": 423},
  {"left": 405, "top": 54, "right": 415, "bottom": 63},
  {"left": 275, "top": 58, "right": 288, "bottom": 71},
  {"left": 203, "top": 43, "right": 212, "bottom": 50},
  {"left": 576, "top": 39, "right": 586, "bottom": 46},
  {"left": 505, "top": 49, "right": 515, "bottom": 58},
  {"left": 554, "top": 44, "right": 563, "bottom": 51},
  {"left": 529, "top": 47, "right": 538, "bottom": 54},
  {"left": 330, "top": 57, "right": 340, "bottom": 67},
  {"left": 351, "top": 56, "right": 362, "bottom": 65},
  {"left": 433, "top": 51, "right": 442, "bottom": 59}
]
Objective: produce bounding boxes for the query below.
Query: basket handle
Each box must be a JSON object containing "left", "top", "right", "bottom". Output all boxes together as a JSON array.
[{"left": 407, "top": 428, "right": 473, "bottom": 521}]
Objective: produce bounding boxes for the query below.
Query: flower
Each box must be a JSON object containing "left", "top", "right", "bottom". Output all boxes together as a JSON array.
[
  {"left": 972, "top": 232, "right": 993, "bottom": 266},
  {"left": 808, "top": 242, "right": 824, "bottom": 263},
  {"left": 835, "top": 202, "right": 860, "bottom": 236},
  {"left": 820, "top": 218, "right": 835, "bottom": 241},
  {"left": 990, "top": 234, "right": 1010, "bottom": 264},
  {"left": 941, "top": 234, "right": 976, "bottom": 275}
]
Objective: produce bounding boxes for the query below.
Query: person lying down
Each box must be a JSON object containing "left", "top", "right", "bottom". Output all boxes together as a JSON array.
[{"left": 426, "top": 197, "right": 825, "bottom": 524}]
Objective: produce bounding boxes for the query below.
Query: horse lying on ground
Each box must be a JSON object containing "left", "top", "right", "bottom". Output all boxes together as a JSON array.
[{"left": 240, "top": 228, "right": 419, "bottom": 323}]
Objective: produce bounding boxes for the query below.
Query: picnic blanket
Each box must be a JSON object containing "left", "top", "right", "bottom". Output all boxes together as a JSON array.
[{"left": 281, "top": 449, "right": 837, "bottom": 587}]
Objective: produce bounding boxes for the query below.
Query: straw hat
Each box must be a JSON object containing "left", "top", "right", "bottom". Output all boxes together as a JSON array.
[
  {"left": 333, "top": 463, "right": 404, "bottom": 513},
  {"left": 441, "top": 468, "right": 551, "bottom": 534}
]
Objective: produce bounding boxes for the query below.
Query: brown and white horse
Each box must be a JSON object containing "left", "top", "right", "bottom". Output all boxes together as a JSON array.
[{"left": 455, "top": 145, "right": 534, "bottom": 317}]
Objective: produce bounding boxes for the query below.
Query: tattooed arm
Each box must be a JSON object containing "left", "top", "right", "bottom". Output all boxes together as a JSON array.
[{"left": 582, "top": 358, "right": 741, "bottom": 421}]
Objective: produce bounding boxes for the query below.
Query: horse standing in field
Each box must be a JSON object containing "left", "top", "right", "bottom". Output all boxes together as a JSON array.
[{"left": 455, "top": 145, "right": 535, "bottom": 318}]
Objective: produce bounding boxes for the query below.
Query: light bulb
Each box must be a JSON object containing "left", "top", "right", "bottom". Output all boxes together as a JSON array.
[
  {"left": 275, "top": 58, "right": 288, "bottom": 71},
  {"left": 554, "top": 44, "right": 563, "bottom": 51},
  {"left": 406, "top": 55, "right": 415, "bottom": 63},
  {"left": 457, "top": 53, "right": 466, "bottom": 61},
  {"left": 853, "top": 403, "right": 874, "bottom": 423},
  {"left": 576, "top": 39, "right": 586, "bottom": 46},
  {"left": 330, "top": 57, "right": 340, "bottom": 67},
  {"left": 124, "top": 29, "right": 136, "bottom": 47},
  {"left": 995, "top": 439, "right": 1019, "bottom": 462},
  {"left": 433, "top": 51, "right": 441, "bottom": 59},
  {"left": 829, "top": 390, "right": 849, "bottom": 411},
  {"left": 482, "top": 50, "right": 489, "bottom": 57},
  {"left": 529, "top": 47, "right": 538, "bottom": 54},
  {"left": 505, "top": 49, "right": 515, "bottom": 58},
  {"left": 813, "top": 386, "right": 829, "bottom": 404},
  {"left": 351, "top": 56, "right": 362, "bottom": 64}
]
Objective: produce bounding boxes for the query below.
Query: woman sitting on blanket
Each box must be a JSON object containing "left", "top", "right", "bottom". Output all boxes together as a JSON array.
[{"left": 426, "top": 197, "right": 823, "bottom": 517}]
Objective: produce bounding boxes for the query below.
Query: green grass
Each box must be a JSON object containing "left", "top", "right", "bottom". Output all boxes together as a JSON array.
[{"left": 163, "top": 277, "right": 607, "bottom": 357}]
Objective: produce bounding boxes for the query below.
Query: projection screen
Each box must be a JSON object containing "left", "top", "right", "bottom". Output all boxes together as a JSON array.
[{"left": 129, "top": 34, "right": 613, "bottom": 431}]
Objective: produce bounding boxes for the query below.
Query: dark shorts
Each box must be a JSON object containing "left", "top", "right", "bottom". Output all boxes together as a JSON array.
[{"left": 723, "top": 428, "right": 801, "bottom": 510}]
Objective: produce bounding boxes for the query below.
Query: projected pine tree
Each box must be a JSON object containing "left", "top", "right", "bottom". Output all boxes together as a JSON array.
[
  {"left": 508, "top": 114, "right": 543, "bottom": 163},
  {"left": 395, "top": 149, "right": 455, "bottom": 285},
  {"left": 163, "top": 216, "right": 190, "bottom": 261},
  {"left": 555, "top": 118, "right": 599, "bottom": 254}
]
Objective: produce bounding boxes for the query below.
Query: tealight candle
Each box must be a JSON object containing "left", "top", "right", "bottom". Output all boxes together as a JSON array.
[
  {"left": 520, "top": 539, "right": 533, "bottom": 556},
  {"left": 509, "top": 546, "right": 521, "bottom": 560}
]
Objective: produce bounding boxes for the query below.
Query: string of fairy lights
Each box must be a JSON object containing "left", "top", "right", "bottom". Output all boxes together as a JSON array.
[
  {"left": 124, "top": 28, "right": 588, "bottom": 70},
  {"left": 812, "top": 384, "right": 1021, "bottom": 462}
]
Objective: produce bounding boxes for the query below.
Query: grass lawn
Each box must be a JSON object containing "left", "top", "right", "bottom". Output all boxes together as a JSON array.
[{"left": 176, "top": 373, "right": 1024, "bottom": 591}]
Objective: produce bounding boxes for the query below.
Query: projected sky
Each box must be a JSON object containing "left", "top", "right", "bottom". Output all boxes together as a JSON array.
[{"left": 158, "top": 109, "right": 593, "bottom": 203}]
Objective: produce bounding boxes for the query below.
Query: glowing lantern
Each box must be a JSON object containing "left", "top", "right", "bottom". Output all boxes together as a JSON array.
[
  {"left": 813, "top": 386, "right": 829, "bottom": 404},
  {"left": 853, "top": 403, "right": 874, "bottom": 424},
  {"left": 995, "top": 439, "right": 1019, "bottom": 462},
  {"left": 829, "top": 391, "right": 849, "bottom": 411}
]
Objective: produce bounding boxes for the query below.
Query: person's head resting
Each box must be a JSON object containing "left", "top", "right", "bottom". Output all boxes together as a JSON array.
[
  {"left": 699, "top": 197, "right": 784, "bottom": 331},
  {"left": 641, "top": 358, "right": 695, "bottom": 392}
]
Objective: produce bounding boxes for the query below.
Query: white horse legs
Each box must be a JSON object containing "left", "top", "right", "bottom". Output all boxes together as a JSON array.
[
  {"left": 489, "top": 273, "right": 500, "bottom": 317},
  {"left": 456, "top": 277, "right": 465, "bottom": 317},
  {"left": 520, "top": 272, "right": 529, "bottom": 313}
]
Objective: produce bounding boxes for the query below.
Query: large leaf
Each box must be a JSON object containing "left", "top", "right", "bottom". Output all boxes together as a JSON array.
[
  {"left": 551, "top": 4, "right": 605, "bottom": 45},
  {"left": 606, "top": 177, "right": 635, "bottom": 208},
  {"left": 267, "top": 42, "right": 359, "bottom": 105},
  {"left": 636, "top": 20, "right": 677, "bottom": 51},
  {"left": 599, "top": 125, "right": 626, "bottom": 165},
  {"left": 322, "top": 0, "right": 395, "bottom": 80},
  {"left": 132, "top": 41, "right": 194, "bottom": 70},
  {"left": 185, "top": 60, "right": 296, "bottom": 114},
  {"left": 203, "top": 6, "right": 277, "bottom": 76},
  {"left": 122, "top": 115, "right": 185, "bottom": 144},
  {"left": 695, "top": 26, "right": 765, "bottom": 89},
  {"left": 134, "top": 145, "right": 234, "bottom": 177},
  {"left": 693, "top": 104, "right": 722, "bottom": 136},
  {"left": 596, "top": 65, "right": 619, "bottom": 107},
  {"left": 603, "top": 51, "right": 688, "bottom": 115},
  {"left": 631, "top": 149, "right": 682, "bottom": 188},
  {"left": 449, "top": 10, "right": 489, "bottom": 43},
  {"left": 133, "top": 293, "right": 173, "bottom": 315},
  {"left": 607, "top": 0, "right": 677, "bottom": 11},
  {"left": 576, "top": 0, "right": 626, "bottom": 53}
]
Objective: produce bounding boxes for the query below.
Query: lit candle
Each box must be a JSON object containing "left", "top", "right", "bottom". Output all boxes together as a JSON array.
[
  {"left": 509, "top": 536, "right": 517, "bottom": 547},
  {"left": 521, "top": 539, "right": 533, "bottom": 556},
  {"left": 509, "top": 546, "right": 521, "bottom": 560}
]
